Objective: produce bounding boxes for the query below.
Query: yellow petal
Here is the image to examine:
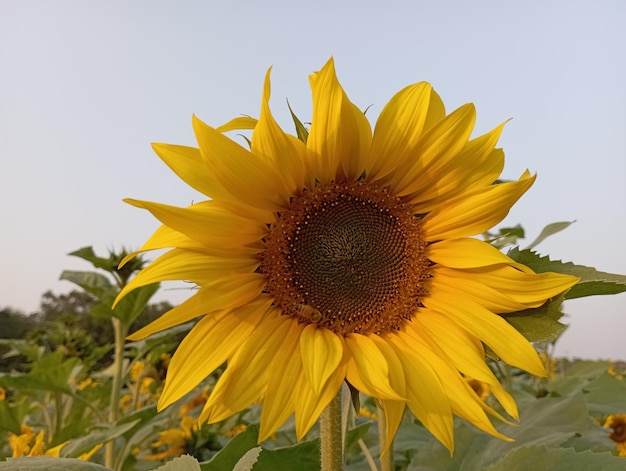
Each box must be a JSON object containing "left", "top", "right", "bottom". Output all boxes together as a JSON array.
[
  {"left": 259, "top": 321, "right": 305, "bottom": 441},
  {"left": 408, "top": 122, "right": 506, "bottom": 207},
  {"left": 431, "top": 268, "right": 529, "bottom": 313},
  {"left": 115, "top": 249, "right": 259, "bottom": 303},
  {"left": 368, "top": 82, "right": 443, "bottom": 181},
  {"left": 307, "top": 57, "right": 367, "bottom": 183},
  {"left": 410, "top": 309, "right": 518, "bottom": 418},
  {"left": 192, "top": 115, "right": 290, "bottom": 210},
  {"left": 345, "top": 333, "right": 404, "bottom": 400},
  {"left": 158, "top": 297, "right": 271, "bottom": 409},
  {"left": 438, "top": 265, "right": 579, "bottom": 307},
  {"left": 123, "top": 199, "right": 266, "bottom": 248},
  {"left": 424, "top": 287, "right": 546, "bottom": 376},
  {"left": 294, "top": 349, "right": 347, "bottom": 440},
  {"left": 216, "top": 116, "right": 258, "bottom": 133},
  {"left": 369, "top": 335, "right": 407, "bottom": 454},
  {"left": 427, "top": 238, "right": 534, "bottom": 273},
  {"left": 401, "top": 326, "right": 512, "bottom": 441},
  {"left": 390, "top": 103, "right": 476, "bottom": 197},
  {"left": 201, "top": 312, "right": 292, "bottom": 423},
  {"left": 300, "top": 325, "right": 344, "bottom": 395},
  {"left": 386, "top": 332, "right": 454, "bottom": 453},
  {"left": 126, "top": 276, "right": 267, "bottom": 340},
  {"left": 252, "top": 68, "right": 306, "bottom": 194},
  {"left": 422, "top": 172, "right": 536, "bottom": 241},
  {"left": 150, "top": 143, "right": 215, "bottom": 198}
]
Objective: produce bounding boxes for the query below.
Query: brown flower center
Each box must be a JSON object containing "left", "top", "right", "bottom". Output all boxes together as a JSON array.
[{"left": 261, "top": 181, "right": 430, "bottom": 335}]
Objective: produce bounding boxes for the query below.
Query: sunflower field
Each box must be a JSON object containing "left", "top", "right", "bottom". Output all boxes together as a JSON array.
[{"left": 1, "top": 59, "right": 626, "bottom": 471}]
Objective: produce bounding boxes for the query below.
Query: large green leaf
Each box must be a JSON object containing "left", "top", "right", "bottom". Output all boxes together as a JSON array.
[
  {"left": 60, "top": 270, "right": 115, "bottom": 301},
  {"left": 408, "top": 391, "right": 611, "bottom": 470},
  {"left": 485, "top": 445, "right": 626, "bottom": 471},
  {"left": 0, "top": 457, "right": 112, "bottom": 471},
  {"left": 503, "top": 294, "right": 567, "bottom": 343},
  {"left": 200, "top": 423, "right": 370, "bottom": 471},
  {"left": 507, "top": 248, "right": 626, "bottom": 299}
]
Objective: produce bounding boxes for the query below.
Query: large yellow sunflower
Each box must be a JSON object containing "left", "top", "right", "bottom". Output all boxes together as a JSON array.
[{"left": 117, "top": 58, "right": 578, "bottom": 453}]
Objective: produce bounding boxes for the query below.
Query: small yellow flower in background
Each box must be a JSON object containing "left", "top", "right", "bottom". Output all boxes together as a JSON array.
[
  {"left": 145, "top": 414, "right": 197, "bottom": 461},
  {"left": 179, "top": 388, "right": 210, "bottom": 416},
  {"left": 225, "top": 423, "right": 248, "bottom": 438},
  {"left": 9, "top": 426, "right": 65, "bottom": 458},
  {"left": 604, "top": 414, "right": 626, "bottom": 457},
  {"left": 359, "top": 408, "right": 377, "bottom": 420},
  {"left": 139, "top": 376, "right": 156, "bottom": 395},
  {"left": 117, "top": 58, "right": 579, "bottom": 453},
  {"left": 119, "top": 393, "right": 133, "bottom": 411},
  {"left": 78, "top": 443, "right": 104, "bottom": 461},
  {"left": 130, "top": 360, "right": 147, "bottom": 382},
  {"left": 0, "top": 386, "right": 6, "bottom": 401},
  {"left": 608, "top": 361, "right": 624, "bottom": 380},
  {"left": 76, "top": 377, "right": 95, "bottom": 391}
]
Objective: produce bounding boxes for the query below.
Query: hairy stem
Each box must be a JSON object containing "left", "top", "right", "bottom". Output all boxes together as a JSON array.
[{"left": 320, "top": 392, "right": 343, "bottom": 471}]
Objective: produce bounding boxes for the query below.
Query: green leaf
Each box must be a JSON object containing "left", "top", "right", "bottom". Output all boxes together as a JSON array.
[
  {"left": 0, "top": 457, "right": 112, "bottom": 471},
  {"left": 200, "top": 425, "right": 260, "bottom": 471},
  {"left": 287, "top": 100, "right": 309, "bottom": 143},
  {"left": 0, "top": 400, "right": 23, "bottom": 434},
  {"left": 409, "top": 391, "right": 606, "bottom": 470},
  {"left": 153, "top": 455, "right": 201, "bottom": 471},
  {"left": 504, "top": 294, "right": 567, "bottom": 343},
  {"left": 0, "top": 351, "right": 81, "bottom": 395},
  {"left": 507, "top": 248, "right": 626, "bottom": 299},
  {"left": 60, "top": 270, "right": 115, "bottom": 300},
  {"left": 68, "top": 247, "right": 116, "bottom": 272},
  {"left": 60, "top": 420, "right": 140, "bottom": 458},
  {"left": 109, "top": 282, "right": 160, "bottom": 325},
  {"left": 525, "top": 221, "right": 575, "bottom": 250},
  {"left": 485, "top": 445, "right": 626, "bottom": 471},
  {"left": 200, "top": 423, "right": 370, "bottom": 471}
]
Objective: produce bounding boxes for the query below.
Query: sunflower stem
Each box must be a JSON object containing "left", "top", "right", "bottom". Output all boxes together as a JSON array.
[
  {"left": 320, "top": 392, "right": 343, "bottom": 471},
  {"left": 105, "top": 317, "right": 128, "bottom": 470},
  {"left": 377, "top": 403, "right": 393, "bottom": 471}
]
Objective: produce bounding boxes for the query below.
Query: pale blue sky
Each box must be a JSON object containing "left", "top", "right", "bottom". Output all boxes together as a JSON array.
[{"left": 1, "top": 1, "right": 624, "bottom": 359}]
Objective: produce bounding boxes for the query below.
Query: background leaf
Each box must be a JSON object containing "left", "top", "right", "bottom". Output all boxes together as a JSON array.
[
  {"left": 0, "top": 457, "right": 112, "bottom": 471},
  {"left": 525, "top": 221, "right": 575, "bottom": 250},
  {"left": 485, "top": 445, "right": 626, "bottom": 471}
]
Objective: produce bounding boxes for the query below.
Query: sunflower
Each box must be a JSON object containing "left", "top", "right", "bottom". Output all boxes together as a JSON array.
[
  {"left": 604, "top": 414, "right": 626, "bottom": 457},
  {"left": 117, "top": 58, "right": 578, "bottom": 453}
]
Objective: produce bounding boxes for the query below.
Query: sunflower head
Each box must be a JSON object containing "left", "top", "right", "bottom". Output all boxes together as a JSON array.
[{"left": 117, "top": 58, "right": 579, "bottom": 453}]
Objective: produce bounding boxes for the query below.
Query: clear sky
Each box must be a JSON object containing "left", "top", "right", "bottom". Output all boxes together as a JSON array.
[{"left": 1, "top": 1, "right": 624, "bottom": 359}]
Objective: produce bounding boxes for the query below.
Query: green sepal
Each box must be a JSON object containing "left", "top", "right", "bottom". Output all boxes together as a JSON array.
[{"left": 287, "top": 100, "right": 309, "bottom": 144}]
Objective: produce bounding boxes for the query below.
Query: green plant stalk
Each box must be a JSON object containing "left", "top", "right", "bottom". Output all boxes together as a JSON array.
[
  {"left": 105, "top": 317, "right": 129, "bottom": 470},
  {"left": 320, "top": 392, "right": 343, "bottom": 471},
  {"left": 377, "top": 403, "right": 393, "bottom": 471}
]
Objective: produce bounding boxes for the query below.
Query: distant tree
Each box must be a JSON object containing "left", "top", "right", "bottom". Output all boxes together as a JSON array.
[{"left": 0, "top": 306, "right": 35, "bottom": 339}]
